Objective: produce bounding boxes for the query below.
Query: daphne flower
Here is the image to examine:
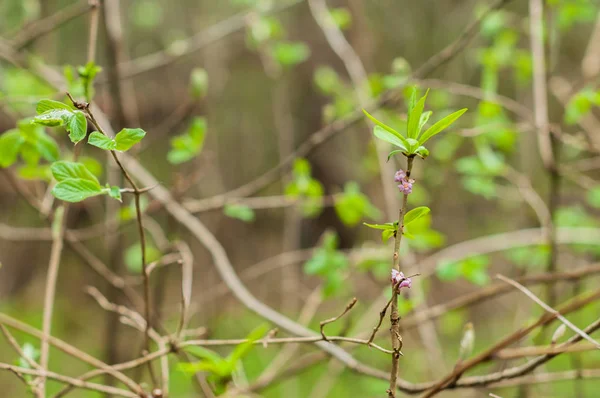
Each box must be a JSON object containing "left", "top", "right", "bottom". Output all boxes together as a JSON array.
[
  {"left": 394, "top": 169, "right": 407, "bottom": 182},
  {"left": 398, "top": 179, "right": 414, "bottom": 195},
  {"left": 390, "top": 269, "right": 412, "bottom": 290}
]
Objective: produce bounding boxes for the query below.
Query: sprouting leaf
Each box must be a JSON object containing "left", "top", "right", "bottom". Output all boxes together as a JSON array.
[
  {"left": 0, "top": 130, "right": 25, "bottom": 167},
  {"left": 108, "top": 186, "right": 122, "bottom": 202},
  {"left": 387, "top": 149, "right": 405, "bottom": 161},
  {"left": 124, "top": 242, "right": 162, "bottom": 273},
  {"left": 115, "top": 128, "right": 146, "bottom": 151},
  {"left": 227, "top": 324, "right": 269, "bottom": 364},
  {"left": 382, "top": 229, "right": 395, "bottom": 242},
  {"left": 418, "top": 108, "right": 468, "bottom": 145},
  {"left": 190, "top": 68, "right": 209, "bottom": 99},
  {"left": 224, "top": 204, "right": 255, "bottom": 222},
  {"left": 51, "top": 161, "right": 99, "bottom": 184},
  {"left": 363, "top": 222, "right": 396, "bottom": 230},
  {"left": 168, "top": 117, "right": 207, "bottom": 164},
  {"left": 78, "top": 62, "right": 102, "bottom": 101},
  {"left": 407, "top": 90, "right": 428, "bottom": 139},
  {"left": 404, "top": 206, "right": 430, "bottom": 226},
  {"left": 32, "top": 109, "right": 73, "bottom": 127},
  {"left": 52, "top": 179, "right": 104, "bottom": 202},
  {"left": 271, "top": 41, "right": 310, "bottom": 67},
  {"left": 185, "top": 346, "right": 224, "bottom": 364},
  {"left": 334, "top": 182, "right": 381, "bottom": 226},
  {"left": 374, "top": 126, "right": 408, "bottom": 151},
  {"left": 36, "top": 99, "right": 73, "bottom": 114},
  {"left": 88, "top": 132, "right": 117, "bottom": 150},
  {"left": 68, "top": 112, "right": 89, "bottom": 143},
  {"left": 415, "top": 146, "right": 429, "bottom": 159},
  {"left": 329, "top": 7, "right": 352, "bottom": 30},
  {"left": 418, "top": 111, "right": 432, "bottom": 133}
]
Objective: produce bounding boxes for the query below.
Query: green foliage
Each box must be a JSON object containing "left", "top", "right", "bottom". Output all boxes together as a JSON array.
[
  {"left": 363, "top": 221, "right": 398, "bottom": 242},
  {"left": 32, "top": 99, "right": 88, "bottom": 143},
  {"left": 168, "top": 117, "right": 207, "bottom": 164},
  {"left": 78, "top": 62, "right": 102, "bottom": 101},
  {"left": 50, "top": 161, "right": 120, "bottom": 203},
  {"left": 179, "top": 325, "right": 268, "bottom": 394},
  {"left": 0, "top": 130, "right": 25, "bottom": 167},
  {"left": 88, "top": 128, "right": 146, "bottom": 152},
  {"left": 271, "top": 41, "right": 311, "bottom": 67},
  {"left": 334, "top": 182, "right": 380, "bottom": 226},
  {"left": 564, "top": 87, "right": 600, "bottom": 125},
  {"left": 505, "top": 245, "right": 550, "bottom": 270},
  {"left": 436, "top": 255, "right": 490, "bottom": 286},
  {"left": 329, "top": 7, "right": 352, "bottom": 30},
  {"left": 124, "top": 242, "right": 162, "bottom": 273},
  {"left": 586, "top": 186, "right": 600, "bottom": 208},
  {"left": 404, "top": 213, "right": 445, "bottom": 252},
  {"left": 364, "top": 87, "right": 467, "bottom": 160},
  {"left": 190, "top": 68, "right": 209, "bottom": 99},
  {"left": 224, "top": 204, "right": 256, "bottom": 222},
  {"left": 285, "top": 158, "right": 324, "bottom": 217},
  {"left": 548, "top": 0, "right": 597, "bottom": 30},
  {"left": 303, "top": 231, "right": 349, "bottom": 297}
]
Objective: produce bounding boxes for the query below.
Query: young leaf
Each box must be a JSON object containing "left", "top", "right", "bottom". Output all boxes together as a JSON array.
[
  {"left": 34, "top": 132, "right": 60, "bottom": 162},
  {"left": 363, "top": 109, "right": 402, "bottom": 138},
  {"left": 32, "top": 109, "right": 72, "bottom": 127},
  {"left": 0, "top": 130, "right": 24, "bottom": 167},
  {"left": 190, "top": 68, "right": 209, "bottom": 99},
  {"left": 36, "top": 99, "right": 72, "bottom": 114},
  {"left": 224, "top": 204, "right": 255, "bottom": 222},
  {"left": 50, "top": 161, "right": 100, "bottom": 184},
  {"left": 387, "top": 149, "right": 405, "bottom": 161},
  {"left": 52, "top": 179, "right": 103, "bottom": 202},
  {"left": 418, "top": 111, "right": 432, "bottom": 134},
  {"left": 374, "top": 126, "right": 408, "bottom": 151},
  {"left": 185, "top": 346, "right": 224, "bottom": 364},
  {"left": 67, "top": 111, "right": 88, "bottom": 143},
  {"left": 382, "top": 229, "right": 395, "bottom": 242},
  {"left": 404, "top": 206, "right": 430, "bottom": 226},
  {"left": 419, "top": 108, "right": 468, "bottom": 145},
  {"left": 124, "top": 243, "right": 162, "bottom": 273},
  {"left": 115, "top": 128, "right": 146, "bottom": 151},
  {"left": 88, "top": 132, "right": 117, "bottom": 150},
  {"left": 107, "top": 186, "right": 122, "bottom": 202},
  {"left": 363, "top": 222, "right": 396, "bottom": 230},
  {"left": 407, "top": 90, "right": 428, "bottom": 139},
  {"left": 415, "top": 146, "right": 429, "bottom": 159},
  {"left": 227, "top": 325, "right": 269, "bottom": 364}
]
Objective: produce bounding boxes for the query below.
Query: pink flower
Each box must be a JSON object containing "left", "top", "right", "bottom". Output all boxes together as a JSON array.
[
  {"left": 398, "top": 179, "right": 414, "bottom": 195},
  {"left": 394, "top": 169, "right": 407, "bottom": 182},
  {"left": 390, "top": 269, "right": 412, "bottom": 290}
]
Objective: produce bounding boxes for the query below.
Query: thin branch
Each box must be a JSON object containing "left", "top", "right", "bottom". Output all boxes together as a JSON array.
[
  {"left": 0, "top": 364, "right": 138, "bottom": 398},
  {"left": 320, "top": 298, "right": 358, "bottom": 341},
  {"left": 496, "top": 274, "right": 600, "bottom": 349}
]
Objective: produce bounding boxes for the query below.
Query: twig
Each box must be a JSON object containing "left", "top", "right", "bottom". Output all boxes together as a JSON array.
[
  {"left": 320, "top": 298, "right": 358, "bottom": 341},
  {"left": 11, "top": 1, "right": 93, "bottom": 49},
  {"left": 0, "top": 364, "right": 138, "bottom": 398},
  {"left": 0, "top": 313, "right": 144, "bottom": 395},
  {"left": 496, "top": 274, "right": 600, "bottom": 349}
]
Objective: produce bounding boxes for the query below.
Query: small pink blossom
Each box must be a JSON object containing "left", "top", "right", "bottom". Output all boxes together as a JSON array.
[
  {"left": 394, "top": 169, "right": 407, "bottom": 182},
  {"left": 390, "top": 269, "right": 412, "bottom": 290},
  {"left": 398, "top": 179, "right": 414, "bottom": 195}
]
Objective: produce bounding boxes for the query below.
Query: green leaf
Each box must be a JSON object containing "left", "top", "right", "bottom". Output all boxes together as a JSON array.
[
  {"left": 32, "top": 109, "right": 72, "bottom": 127},
  {"left": 67, "top": 111, "right": 87, "bottom": 143},
  {"left": 224, "top": 204, "right": 255, "bottom": 222},
  {"left": 415, "top": 146, "right": 429, "bottom": 159},
  {"left": 363, "top": 109, "right": 403, "bottom": 138},
  {"left": 387, "top": 149, "right": 405, "bottom": 161},
  {"left": 363, "top": 222, "right": 396, "bottom": 230},
  {"left": 418, "top": 111, "right": 432, "bottom": 133},
  {"left": 185, "top": 346, "right": 224, "bottom": 364},
  {"left": 88, "top": 132, "right": 117, "bottom": 150},
  {"left": 124, "top": 243, "right": 162, "bottom": 273},
  {"left": 374, "top": 126, "right": 408, "bottom": 151},
  {"left": 107, "top": 186, "right": 122, "bottom": 202},
  {"left": 36, "top": 99, "right": 72, "bottom": 114},
  {"left": 407, "top": 90, "right": 428, "bottom": 139},
  {"left": 115, "top": 128, "right": 146, "bottom": 151},
  {"left": 52, "top": 179, "right": 104, "bottom": 202},
  {"left": 0, "top": 130, "right": 25, "bottom": 167},
  {"left": 190, "top": 68, "right": 209, "bottom": 99},
  {"left": 334, "top": 182, "right": 381, "bottom": 226},
  {"left": 436, "top": 260, "right": 461, "bottom": 281},
  {"left": 323, "top": 272, "right": 344, "bottom": 297},
  {"left": 404, "top": 206, "right": 430, "bottom": 226},
  {"left": 382, "top": 229, "right": 395, "bottom": 242},
  {"left": 271, "top": 41, "right": 310, "bottom": 67},
  {"left": 329, "top": 7, "right": 352, "bottom": 30},
  {"left": 587, "top": 186, "right": 600, "bottom": 208},
  {"left": 18, "top": 164, "right": 51, "bottom": 181},
  {"left": 419, "top": 108, "right": 468, "bottom": 145},
  {"left": 51, "top": 161, "right": 99, "bottom": 184},
  {"left": 227, "top": 324, "right": 268, "bottom": 364},
  {"left": 78, "top": 62, "right": 102, "bottom": 101},
  {"left": 34, "top": 132, "right": 60, "bottom": 162}
]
